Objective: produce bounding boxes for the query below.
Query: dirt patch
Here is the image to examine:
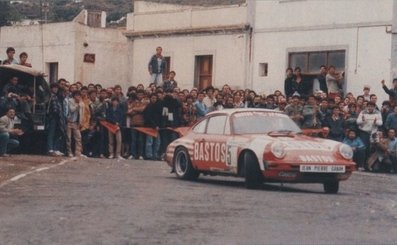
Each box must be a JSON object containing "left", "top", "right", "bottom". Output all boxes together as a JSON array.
[{"left": 0, "top": 155, "right": 66, "bottom": 183}]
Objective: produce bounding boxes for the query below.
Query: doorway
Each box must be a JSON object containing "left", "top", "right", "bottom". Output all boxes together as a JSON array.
[{"left": 194, "top": 55, "right": 213, "bottom": 90}]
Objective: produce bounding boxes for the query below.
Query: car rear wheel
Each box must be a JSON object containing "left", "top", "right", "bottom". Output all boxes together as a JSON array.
[
  {"left": 244, "top": 152, "right": 263, "bottom": 189},
  {"left": 323, "top": 181, "right": 339, "bottom": 194},
  {"left": 174, "top": 147, "right": 199, "bottom": 180}
]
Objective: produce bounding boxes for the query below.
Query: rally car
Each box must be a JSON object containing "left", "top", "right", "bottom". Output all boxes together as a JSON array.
[{"left": 165, "top": 109, "right": 356, "bottom": 194}]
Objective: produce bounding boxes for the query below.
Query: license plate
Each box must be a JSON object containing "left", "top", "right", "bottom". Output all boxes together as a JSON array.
[{"left": 300, "top": 165, "right": 345, "bottom": 173}]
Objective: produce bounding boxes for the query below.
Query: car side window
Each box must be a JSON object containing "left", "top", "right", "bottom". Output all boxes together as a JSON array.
[
  {"left": 206, "top": 115, "right": 227, "bottom": 135},
  {"left": 193, "top": 119, "right": 207, "bottom": 134}
]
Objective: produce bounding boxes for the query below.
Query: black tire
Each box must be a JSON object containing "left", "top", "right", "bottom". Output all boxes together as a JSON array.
[
  {"left": 323, "top": 181, "right": 339, "bottom": 194},
  {"left": 174, "top": 147, "right": 199, "bottom": 180},
  {"left": 244, "top": 152, "right": 263, "bottom": 189}
]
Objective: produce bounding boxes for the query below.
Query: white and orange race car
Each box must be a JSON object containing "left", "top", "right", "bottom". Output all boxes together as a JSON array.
[{"left": 165, "top": 109, "right": 356, "bottom": 193}]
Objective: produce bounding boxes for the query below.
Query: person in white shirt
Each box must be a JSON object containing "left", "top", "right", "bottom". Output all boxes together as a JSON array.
[
  {"left": 0, "top": 108, "right": 23, "bottom": 157},
  {"left": 203, "top": 86, "right": 217, "bottom": 111},
  {"left": 357, "top": 101, "right": 383, "bottom": 163}
]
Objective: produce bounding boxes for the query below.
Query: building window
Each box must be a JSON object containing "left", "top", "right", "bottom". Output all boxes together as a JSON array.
[
  {"left": 47, "top": 62, "right": 58, "bottom": 84},
  {"left": 162, "top": 56, "right": 171, "bottom": 81},
  {"left": 259, "top": 63, "right": 268, "bottom": 77},
  {"left": 194, "top": 55, "right": 213, "bottom": 90},
  {"left": 289, "top": 50, "right": 345, "bottom": 75}
]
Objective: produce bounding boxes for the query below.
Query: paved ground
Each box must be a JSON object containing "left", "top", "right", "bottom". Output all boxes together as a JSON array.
[{"left": 0, "top": 156, "right": 397, "bottom": 245}]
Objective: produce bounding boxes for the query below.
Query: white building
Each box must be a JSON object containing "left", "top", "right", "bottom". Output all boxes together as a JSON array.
[
  {"left": 124, "top": 0, "right": 250, "bottom": 90},
  {"left": 125, "top": 0, "right": 397, "bottom": 101},
  {"left": 1, "top": 0, "right": 396, "bottom": 102},
  {"left": 0, "top": 10, "right": 129, "bottom": 89}
]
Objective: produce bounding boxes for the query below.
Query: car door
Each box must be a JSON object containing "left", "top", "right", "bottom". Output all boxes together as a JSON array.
[
  {"left": 200, "top": 114, "right": 229, "bottom": 172},
  {"left": 190, "top": 118, "right": 209, "bottom": 170}
]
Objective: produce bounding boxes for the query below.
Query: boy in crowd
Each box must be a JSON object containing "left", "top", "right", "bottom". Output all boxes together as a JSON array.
[{"left": 66, "top": 91, "right": 84, "bottom": 158}]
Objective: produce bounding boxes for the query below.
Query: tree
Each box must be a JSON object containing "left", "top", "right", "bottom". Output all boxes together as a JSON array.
[{"left": 0, "top": 1, "right": 11, "bottom": 26}]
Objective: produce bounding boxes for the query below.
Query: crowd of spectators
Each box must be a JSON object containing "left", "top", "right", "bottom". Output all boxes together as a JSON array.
[{"left": 1, "top": 46, "right": 397, "bottom": 174}]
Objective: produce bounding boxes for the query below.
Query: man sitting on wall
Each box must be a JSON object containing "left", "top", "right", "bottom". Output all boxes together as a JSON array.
[{"left": 0, "top": 108, "right": 23, "bottom": 157}]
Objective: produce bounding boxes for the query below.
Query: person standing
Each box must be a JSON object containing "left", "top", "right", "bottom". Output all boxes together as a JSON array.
[
  {"left": 284, "top": 67, "right": 295, "bottom": 98},
  {"left": 106, "top": 97, "right": 124, "bottom": 160},
  {"left": 148, "top": 46, "right": 167, "bottom": 87},
  {"left": 162, "top": 71, "right": 178, "bottom": 92},
  {"left": 0, "top": 108, "right": 23, "bottom": 157},
  {"left": 128, "top": 90, "right": 148, "bottom": 160},
  {"left": 313, "top": 65, "right": 328, "bottom": 94},
  {"left": 46, "top": 83, "right": 65, "bottom": 156},
  {"left": 66, "top": 91, "right": 85, "bottom": 158},
  {"left": 356, "top": 101, "right": 383, "bottom": 165},
  {"left": 326, "top": 66, "right": 344, "bottom": 99},
  {"left": 143, "top": 93, "right": 162, "bottom": 160}
]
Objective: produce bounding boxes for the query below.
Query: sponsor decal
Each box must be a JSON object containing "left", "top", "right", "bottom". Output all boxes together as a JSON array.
[
  {"left": 193, "top": 142, "right": 227, "bottom": 163},
  {"left": 299, "top": 155, "right": 334, "bottom": 163},
  {"left": 283, "top": 142, "right": 332, "bottom": 150}
]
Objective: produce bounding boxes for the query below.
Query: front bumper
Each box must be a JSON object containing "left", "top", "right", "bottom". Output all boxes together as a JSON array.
[{"left": 262, "top": 163, "right": 355, "bottom": 183}]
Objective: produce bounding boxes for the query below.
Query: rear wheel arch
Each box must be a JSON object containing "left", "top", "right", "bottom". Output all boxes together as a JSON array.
[{"left": 173, "top": 146, "right": 200, "bottom": 180}]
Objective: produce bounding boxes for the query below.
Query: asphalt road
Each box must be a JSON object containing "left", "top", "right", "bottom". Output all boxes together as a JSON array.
[{"left": 0, "top": 157, "right": 397, "bottom": 245}]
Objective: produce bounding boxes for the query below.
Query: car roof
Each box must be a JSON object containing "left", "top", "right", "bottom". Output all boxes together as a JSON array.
[
  {"left": 206, "top": 108, "right": 282, "bottom": 116},
  {"left": 0, "top": 64, "right": 44, "bottom": 77}
]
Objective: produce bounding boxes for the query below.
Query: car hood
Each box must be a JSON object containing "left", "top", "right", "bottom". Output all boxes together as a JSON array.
[{"left": 244, "top": 134, "right": 349, "bottom": 164}]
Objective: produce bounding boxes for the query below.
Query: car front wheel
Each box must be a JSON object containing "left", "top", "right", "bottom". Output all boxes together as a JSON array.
[
  {"left": 174, "top": 147, "right": 199, "bottom": 180},
  {"left": 244, "top": 152, "right": 263, "bottom": 189},
  {"left": 323, "top": 181, "right": 339, "bottom": 194}
]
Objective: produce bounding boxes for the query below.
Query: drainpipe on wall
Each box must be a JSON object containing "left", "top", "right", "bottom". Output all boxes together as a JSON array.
[{"left": 390, "top": 0, "right": 397, "bottom": 83}]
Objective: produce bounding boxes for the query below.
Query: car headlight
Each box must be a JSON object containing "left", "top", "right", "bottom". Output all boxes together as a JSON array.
[
  {"left": 271, "top": 142, "right": 286, "bottom": 159},
  {"left": 339, "top": 144, "right": 353, "bottom": 160}
]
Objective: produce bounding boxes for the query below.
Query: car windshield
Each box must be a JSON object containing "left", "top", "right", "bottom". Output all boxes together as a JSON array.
[{"left": 232, "top": 111, "right": 302, "bottom": 134}]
